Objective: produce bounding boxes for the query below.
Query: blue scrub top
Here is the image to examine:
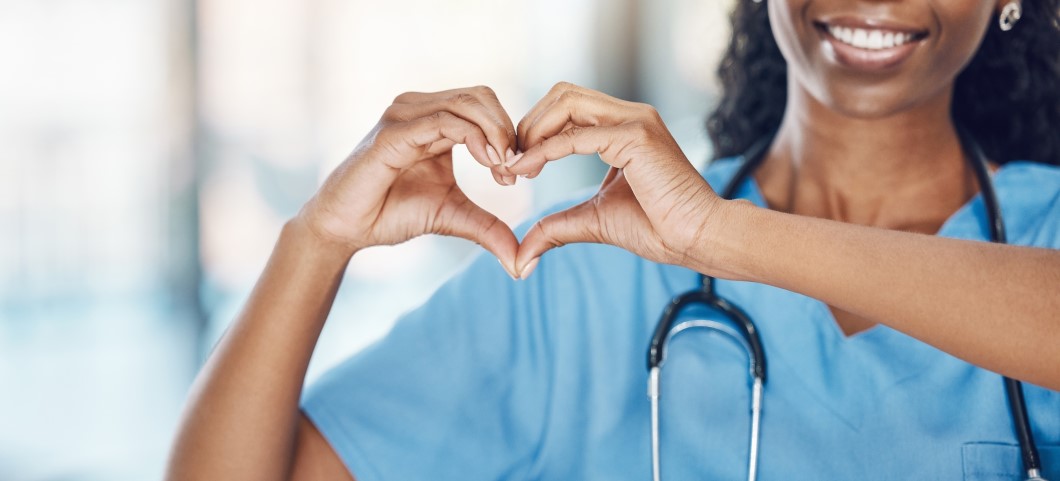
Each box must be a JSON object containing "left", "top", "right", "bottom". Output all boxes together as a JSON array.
[{"left": 303, "top": 158, "right": 1060, "bottom": 481}]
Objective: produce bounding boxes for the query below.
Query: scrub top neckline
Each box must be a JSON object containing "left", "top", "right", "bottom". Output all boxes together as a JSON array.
[
  {"left": 699, "top": 158, "right": 1020, "bottom": 430},
  {"left": 736, "top": 161, "right": 1010, "bottom": 342}
]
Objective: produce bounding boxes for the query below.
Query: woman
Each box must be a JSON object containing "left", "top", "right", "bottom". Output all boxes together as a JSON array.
[{"left": 167, "top": 0, "right": 1060, "bottom": 479}]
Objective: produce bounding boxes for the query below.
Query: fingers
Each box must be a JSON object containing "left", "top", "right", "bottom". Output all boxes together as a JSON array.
[
  {"left": 504, "top": 125, "right": 636, "bottom": 177},
  {"left": 388, "top": 86, "right": 518, "bottom": 169},
  {"left": 350, "top": 111, "right": 492, "bottom": 205},
  {"left": 424, "top": 137, "right": 515, "bottom": 187},
  {"left": 432, "top": 190, "right": 521, "bottom": 279},
  {"left": 375, "top": 110, "right": 492, "bottom": 169},
  {"left": 517, "top": 81, "right": 594, "bottom": 150},
  {"left": 517, "top": 82, "right": 646, "bottom": 152},
  {"left": 516, "top": 83, "right": 565, "bottom": 152}
]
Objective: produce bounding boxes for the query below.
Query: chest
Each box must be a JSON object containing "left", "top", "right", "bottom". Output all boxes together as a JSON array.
[{"left": 535, "top": 272, "right": 1060, "bottom": 480}]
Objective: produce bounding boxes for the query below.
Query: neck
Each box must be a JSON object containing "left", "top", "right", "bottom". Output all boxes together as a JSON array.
[{"left": 756, "top": 84, "right": 977, "bottom": 233}]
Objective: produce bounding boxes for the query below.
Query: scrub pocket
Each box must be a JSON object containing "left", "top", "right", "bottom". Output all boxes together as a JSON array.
[{"left": 962, "top": 442, "right": 1060, "bottom": 481}]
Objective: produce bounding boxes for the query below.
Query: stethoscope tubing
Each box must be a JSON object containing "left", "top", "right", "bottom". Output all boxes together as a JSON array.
[
  {"left": 649, "top": 320, "right": 763, "bottom": 481},
  {"left": 959, "top": 127, "right": 1044, "bottom": 480},
  {"left": 646, "top": 126, "right": 1046, "bottom": 481}
]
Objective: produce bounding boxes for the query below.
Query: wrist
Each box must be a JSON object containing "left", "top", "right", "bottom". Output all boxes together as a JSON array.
[
  {"left": 283, "top": 213, "right": 359, "bottom": 265},
  {"left": 689, "top": 198, "right": 757, "bottom": 281}
]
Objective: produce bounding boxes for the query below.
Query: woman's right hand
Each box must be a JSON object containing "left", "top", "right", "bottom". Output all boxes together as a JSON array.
[{"left": 297, "top": 86, "right": 523, "bottom": 278}]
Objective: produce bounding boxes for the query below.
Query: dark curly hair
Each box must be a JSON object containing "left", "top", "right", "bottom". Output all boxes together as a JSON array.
[{"left": 707, "top": 1, "right": 1060, "bottom": 166}]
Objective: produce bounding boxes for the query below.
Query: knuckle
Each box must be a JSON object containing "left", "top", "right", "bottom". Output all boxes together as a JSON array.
[
  {"left": 449, "top": 92, "right": 479, "bottom": 107},
  {"left": 558, "top": 88, "right": 581, "bottom": 105},
  {"left": 636, "top": 102, "right": 662, "bottom": 120},
  {"left": 552, "top": 81, "right": 575, "bottom": 93},
  {"left": 473, "top": 85, "right": 497, "bottom": 98},
  {"left": 536, "top": 219, "right": 564, "bottom": 247},
  {"left": 393, "top": 91, "right": 416, "bottom": 104},
  {"left": 501, "top": 121, "right": 516, "bottom": 138},
  {"left": 490, "top": 124, "right": 511, "bottom": 142},
  {"left": 478, "top": 215, "right": 501, "bottom": 238},
  {"left": 427, "top": 110, "right": 453, "bottom": 122},
  {"left": 558, "top": 126, "right": 582, "bottom": 143},
  {"left": 382, "top": 104, "right": 403, "bottom": 121}
]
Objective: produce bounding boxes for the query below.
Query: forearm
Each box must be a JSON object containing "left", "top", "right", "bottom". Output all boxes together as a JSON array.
[
  {"left": 166, "top": 217, "right": 353, "bottom": 480},
  {"left": 701, "top": 200, "right": 1060, "bottom": 389}
]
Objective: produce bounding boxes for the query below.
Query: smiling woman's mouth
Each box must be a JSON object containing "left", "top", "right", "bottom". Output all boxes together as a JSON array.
[
  {"left": 824, "top": 25, "right": 921, "bottom": 50},
  {"left": 813, "top": 20, "right": 929, "bottom": 71}
]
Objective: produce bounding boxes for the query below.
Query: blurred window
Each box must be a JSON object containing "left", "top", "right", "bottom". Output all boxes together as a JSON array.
[{"left": 0, "top": 0, "right": 732, "bottom": 479}]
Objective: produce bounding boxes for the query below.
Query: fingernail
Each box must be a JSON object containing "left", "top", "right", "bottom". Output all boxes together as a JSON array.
[
  {"left": 498, "top": 259, "right": 517, "bottom": 280},
  {"left": 504, "top": 152, "right": 524, "bottom": 168},
  {"left": 503, "top": 175, "right": 517, "bottom": 186},
  {"left": 505, "top": 148, "right": 516, "bottom": 162},
  {"left": 519, "top": 258, "right": 540, "bottom": 280},
  {"left": 486, "top": 145, "right": 502, "bottom": 166}
]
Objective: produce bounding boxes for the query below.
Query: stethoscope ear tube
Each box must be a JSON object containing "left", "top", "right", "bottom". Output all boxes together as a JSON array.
[{"left": 959, "top": 125, "right": 1045, "bottom": 480}]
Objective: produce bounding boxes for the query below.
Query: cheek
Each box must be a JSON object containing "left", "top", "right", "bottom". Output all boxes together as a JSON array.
[
  {"left": 929, "top": 1, "right": 995, "bottom": 84},
  {"left": 768, "top": 0, "right": 814, "bottom": 82},
  {"left": 769, "top": 0, "right": 836, "bottom": 103}
]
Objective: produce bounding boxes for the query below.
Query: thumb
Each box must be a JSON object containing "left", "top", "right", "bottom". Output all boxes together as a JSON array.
[
  {"left": 515, "top": 200, "right": 601, "bottom": 279},
  {"left": 433, "top": 194, "right": 521, "bottom": 280}
]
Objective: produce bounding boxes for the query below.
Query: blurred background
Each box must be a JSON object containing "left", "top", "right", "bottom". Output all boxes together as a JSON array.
[{"left": 0, "top": 0, "right": 736, "bottom": 478}]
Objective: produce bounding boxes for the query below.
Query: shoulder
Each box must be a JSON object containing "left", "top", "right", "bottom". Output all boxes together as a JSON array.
[
  {"left": 998, "top": 161, "right": 1060, "bottom": 190},
  {"left": 996, "top": 161, "right": 1060, "bottom": 248}
]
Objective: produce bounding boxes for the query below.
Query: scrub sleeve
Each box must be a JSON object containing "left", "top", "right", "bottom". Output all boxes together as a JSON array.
[{"left": 301, "top": 235, "right": 555, "bottom": 481}]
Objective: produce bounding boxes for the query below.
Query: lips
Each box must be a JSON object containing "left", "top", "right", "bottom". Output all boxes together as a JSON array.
[{"left": 814, "top": 19, "right": 929, "bottom": 72}]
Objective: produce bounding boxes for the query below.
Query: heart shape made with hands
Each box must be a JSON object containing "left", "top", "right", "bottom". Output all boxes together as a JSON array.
[
  {"left": 312, "top": 83, "right": 718, "bottom": 283},
  {"left": 435, "top": 83, "right": 717, "bottom": 281}
]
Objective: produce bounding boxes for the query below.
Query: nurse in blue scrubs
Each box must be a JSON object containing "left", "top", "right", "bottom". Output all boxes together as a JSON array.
[{"left": 167, "top": 0, "right": 1060, "bottom": 480}]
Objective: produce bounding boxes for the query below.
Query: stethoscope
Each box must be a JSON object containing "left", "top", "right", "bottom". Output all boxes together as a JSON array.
[{"left": 646, "top": 127, "right": 1048, "bottom": 481}]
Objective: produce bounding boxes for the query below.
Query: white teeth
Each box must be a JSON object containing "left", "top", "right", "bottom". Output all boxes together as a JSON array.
[
  {"left": 852, "top": 28, "right": 868, "bottom": 46},
  {"left": 883, "top": 32, "right": 895, "bottom": 48},
  {"left": 867, "top": 30, "right": 883, "bottom": 49},
  {"left": 826, "top": 25, "right": 917, "bottom": 50}
]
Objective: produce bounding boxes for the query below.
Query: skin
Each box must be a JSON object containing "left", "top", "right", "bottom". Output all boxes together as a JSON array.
[{"left": 165, "top": 1, "right": 1059, "bottom": 480}]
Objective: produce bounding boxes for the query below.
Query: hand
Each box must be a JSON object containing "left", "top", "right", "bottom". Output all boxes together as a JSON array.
[
  {"left": 298, "top": 86, "right": 524, "bottom": 278},
  {"left": 507, "top": 82, "right": 723, "bottom": 278}
]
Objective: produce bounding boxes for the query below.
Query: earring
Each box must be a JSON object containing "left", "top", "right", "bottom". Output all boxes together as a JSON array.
[{"left": 999, "top": 1, "right": 1022, "bottom": 31}]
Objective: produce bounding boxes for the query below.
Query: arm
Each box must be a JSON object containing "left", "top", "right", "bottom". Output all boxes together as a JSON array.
[
  {"left": 701, "top": 201, "right": 1060, "bottom": 389},
  {"left": 166, "top": 86, "right": 524, "bottom": 480},
  {"left": 165, "top": 219, "right": 356, "bottom": 480},
  {"left": 506, "top": 82, "right": 1060, "bottom": 391}
]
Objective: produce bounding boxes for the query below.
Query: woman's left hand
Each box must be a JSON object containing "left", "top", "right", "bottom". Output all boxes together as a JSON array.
[{"left": 506, "top": 82, "right": 725, "bottom": 278}]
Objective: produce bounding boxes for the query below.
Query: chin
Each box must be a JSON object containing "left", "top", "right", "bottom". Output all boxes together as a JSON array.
[
  {"left": 810, "top": 75, "right": 946, "bottom": 121},
  {"left": 825, "top": 93, "right": 910, "bottom": 119}
]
